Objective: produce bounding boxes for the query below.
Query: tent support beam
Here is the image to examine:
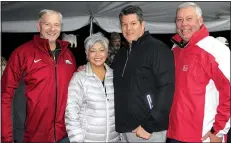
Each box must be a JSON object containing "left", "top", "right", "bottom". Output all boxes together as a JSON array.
[{"left": 89, "top": 16, "right": 94, "bottom": 36}]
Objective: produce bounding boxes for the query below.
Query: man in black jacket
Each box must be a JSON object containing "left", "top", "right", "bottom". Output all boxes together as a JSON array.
[{"left": 112, "top": 5, "right": 175, "bottom": 142}]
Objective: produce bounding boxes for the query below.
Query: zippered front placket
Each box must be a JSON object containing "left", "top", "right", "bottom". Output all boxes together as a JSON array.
[
  {"left": 122, "top": 47, "right": 131, "bottom": 77},
  {"left": 52, "top": 49, "right": 61, "bottom": 143},
  {"left": 104, "top": 85, "right": 109, "bottom": 142}
]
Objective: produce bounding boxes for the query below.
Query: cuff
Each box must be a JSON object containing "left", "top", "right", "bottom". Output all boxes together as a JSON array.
[
  {"left": 141, "top": 115, "right": 155, "bottom": 134},
  {"left": 210, "top": 127, "right": 215, "bottom": 134}
]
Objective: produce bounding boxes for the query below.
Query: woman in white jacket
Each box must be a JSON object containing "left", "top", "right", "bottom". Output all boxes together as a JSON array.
[{"left": 65, "top": 33, "right": 120, "bottom": 142}]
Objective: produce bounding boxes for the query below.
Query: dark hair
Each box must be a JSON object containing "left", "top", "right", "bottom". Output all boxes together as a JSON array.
[{"left": 119, "top": 5, "right": 143, "bottom": 24}]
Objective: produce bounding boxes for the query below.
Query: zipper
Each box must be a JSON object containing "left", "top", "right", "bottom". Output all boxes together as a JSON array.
[
  {"left": 121, "top": 47, "right": 131, "bottom": 77},
  {"left": 170, "top": 38, "right": 189, "bottom": 48},
  {"left": 52, "top": 49, "right": 61, "bottom": 143},
  {"left": 104, "top": 82, "right": 109, "bottom": 142}
]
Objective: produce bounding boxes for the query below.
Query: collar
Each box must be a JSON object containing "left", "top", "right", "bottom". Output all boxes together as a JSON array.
[
  {"left": 171, "top": 24, "right": 209, "bottom": 48},
  {"left": 85, "top": 62, "right": 113, "bottom": 77},
  {"left": 33, "top": 35, "right": 69, "bottom": 53},
  {"left": 132, "top": 31, "right": 150, "bottom": 44},
  {"left": 124, "top": 31, "right": 150, "bottom": 49}
]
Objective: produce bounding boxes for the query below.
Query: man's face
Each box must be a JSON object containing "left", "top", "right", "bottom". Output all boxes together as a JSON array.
[
  {"left": 176, "top": 6, "right": 203, "bottom": 42},
  {"left": 121, "top": 14, "right": 145, "bottom": 44},
  {"left": 37, "top": 12, "right": 61, "bottom": 43},
  {"left": 111, "top": 39, "right": 121, "bottom": 48}
]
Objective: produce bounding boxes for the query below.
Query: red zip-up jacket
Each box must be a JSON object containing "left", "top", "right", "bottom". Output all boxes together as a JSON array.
[
  {"left": 167, "top": 25, "right": 230, "bottom": 142},
  {"left": 1, "top": 35, "right": 76, "bottom": 142}
]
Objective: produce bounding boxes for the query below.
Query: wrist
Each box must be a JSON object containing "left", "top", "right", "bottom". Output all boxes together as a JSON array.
[{"left": 210, "top": 127, "right": 215, "bottom": 134}]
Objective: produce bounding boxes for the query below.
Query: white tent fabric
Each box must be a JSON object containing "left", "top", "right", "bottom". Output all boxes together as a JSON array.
[{"left": 1, "top": 1, "right": 230, "bottom": 33}]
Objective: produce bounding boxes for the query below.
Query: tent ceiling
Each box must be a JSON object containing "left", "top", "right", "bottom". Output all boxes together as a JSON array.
[{"left": 1, "top": 2, "right": 230, "bottom": 33}]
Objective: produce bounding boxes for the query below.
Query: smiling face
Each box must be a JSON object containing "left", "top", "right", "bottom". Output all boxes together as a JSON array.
[
  {"left": 87, "top": 42, "right": 108, "bottom": 68},
  {"left": 37, "top": 12, "right": 61, "bottom": 43},
  {"left": 176, "top": 6, "right": 203, "bottom": 42},
  {"left": 121, "top": 14, "right": 145, "bottom": 44}
]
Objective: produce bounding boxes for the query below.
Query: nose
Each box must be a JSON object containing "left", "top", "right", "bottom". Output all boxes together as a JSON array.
[
  {"left": 127, "top": 24, "right": 132, "bottom": 31},
  {"left": 182, "top": 19, "right": 188, "bottom": 26},
  {"left": 96, "top": 51, "right": 100, "bottom": 56},
  {"left": 51, "top": 25, "right": 56, "bottom": 31}
]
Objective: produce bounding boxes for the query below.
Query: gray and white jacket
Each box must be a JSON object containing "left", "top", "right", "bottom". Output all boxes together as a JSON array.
[{"left": 65, "top": 62, "right": 120, "bottom": 142}]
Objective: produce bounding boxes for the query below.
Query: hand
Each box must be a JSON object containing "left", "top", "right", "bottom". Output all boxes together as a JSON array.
[
  {"left": 201, "top": 131, "right": 222, "bottom": 142},
  {"left": 77, "top": 65, "right": 86, "bottom": 72},
  {"left": 132, "top": 125, "right": 152, "bottom": 140}
]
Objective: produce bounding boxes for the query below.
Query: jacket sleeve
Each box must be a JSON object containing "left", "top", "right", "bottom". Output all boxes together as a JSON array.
[
  {"left": 203, "top": 42, "right": 230, "bottom": 137},
  {"left": 1, "top": 48, "right": 24, "bottom": 142},
  {"left": 65, "top": 72, "right": 85, "bottom": 142},
  {"left": 141, "top": 43, "right": 175, "bottom": 133}
]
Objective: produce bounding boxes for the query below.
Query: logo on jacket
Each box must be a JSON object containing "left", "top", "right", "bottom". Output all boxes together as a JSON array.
[
  {"left": 65, "top": 60, "right": 72, "bottom": 64},
  {"left": 182, "top": 65, "right": 188, "bottom": 71},
  {"left": 146, "top": 94, "right": 153, "bottom": 109},
  {"left": 34, "top": 59, "right": 41, "bottom": 63}
]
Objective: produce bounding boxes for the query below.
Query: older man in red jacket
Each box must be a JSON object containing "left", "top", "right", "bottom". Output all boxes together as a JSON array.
[
  {"left": 1, "top": 9, "right": 76, "bottom": 142},
  {"left": 167, "top": 2, "right": 230, "bottom": 143}
]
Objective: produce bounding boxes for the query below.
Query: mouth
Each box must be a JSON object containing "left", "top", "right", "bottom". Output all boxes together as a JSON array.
[
  {"left": 47, "top": 33, "right": 56, "bottom": 36},
  {"left": 127, "top": 33, "right": 133, "bottom": 36},
  {"left": 181, "top": 29, "right": 190, "bottom": 34},
  {"left": 94, "top": 58, "right": 103, "bottom": 61}
]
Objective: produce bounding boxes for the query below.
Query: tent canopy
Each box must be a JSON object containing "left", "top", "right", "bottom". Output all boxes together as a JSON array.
[{"left": 1, "top": 1, "right": 230, "bottom": 33}]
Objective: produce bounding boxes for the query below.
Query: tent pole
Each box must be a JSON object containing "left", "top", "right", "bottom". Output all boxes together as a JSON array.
[{"left": 89, "top": 16, "right": 93, "bottom": 36}]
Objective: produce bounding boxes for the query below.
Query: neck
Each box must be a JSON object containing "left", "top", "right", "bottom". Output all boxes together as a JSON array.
[
  {"left": 128, "top": 31, "right": 145, "bottom": 48},
  {"left": 91, "top": 64, "right": 106, "bottom": 81},
  {"left": 91, "top": 64, "right": 105, "bottom": 73},
  {"left": 49, "top": 42, "right": 56, "bottom": 51},
  {"left": 182, "top": 39, "right": 189, "bottom": 44}
]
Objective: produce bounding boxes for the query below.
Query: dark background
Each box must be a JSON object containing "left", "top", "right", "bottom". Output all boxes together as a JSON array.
[{"left": 2, "top": 23, "right": 230, "bottom": 67}]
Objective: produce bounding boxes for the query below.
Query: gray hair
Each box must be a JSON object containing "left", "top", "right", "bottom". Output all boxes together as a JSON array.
[
  {"left": 84, "top": 32, "right": 109, "bottom": 52},
  {"left": 119, "top": 5, "right": 144, "bottom": 24},
  {"left": 38, "top": 9, "right": 63, "bottom": 23},
  {"left": 177, "top": 2, "right": 202, "bottom": 18}
]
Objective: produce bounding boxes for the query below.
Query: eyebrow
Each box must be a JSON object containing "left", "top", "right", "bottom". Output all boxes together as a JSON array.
[
  {"left": 177, "top": 14, "right": 194, "bottom": 18},
  {"left": 90, "top": 47, "right": 105, "bottom": 50}
]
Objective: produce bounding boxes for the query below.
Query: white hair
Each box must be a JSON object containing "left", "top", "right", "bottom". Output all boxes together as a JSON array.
[
  {"left": 84, "top": 32, "right": 109, "bottom": 53},
  {"left": 38, "top": 9, "right": 63, "bottom": 23},
  {"left": 177, "top": 2, "right": 202, "bottom": 18}
]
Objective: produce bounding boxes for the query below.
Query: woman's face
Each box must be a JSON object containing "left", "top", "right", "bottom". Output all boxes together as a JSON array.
[{"left": 87, "top": 42, "right": 108, "bottom": 68}]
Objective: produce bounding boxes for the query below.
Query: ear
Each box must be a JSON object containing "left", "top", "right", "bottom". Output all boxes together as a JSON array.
[
  {"left": 199, "top": 16, "right": 203, "bottom": 26},
  {"left": 141, "top": 21, "right": 146, "bottom": 31},
  {"left": 36, "top": 21, "right": 41, "bottom": 32},
  {"left": 85, "top": 50, "right": 88, "bottom": 59}
]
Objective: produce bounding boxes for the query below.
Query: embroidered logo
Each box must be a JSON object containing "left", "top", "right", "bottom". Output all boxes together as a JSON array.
[
  {"left": 34, "top": 59, "right": 41, "bottom": 63},
  {"left": 182, "top": 65, "right": 188, "bottom": 71},
  {"left": 65, "top": 60, "right": 72, "bottom": 64}
]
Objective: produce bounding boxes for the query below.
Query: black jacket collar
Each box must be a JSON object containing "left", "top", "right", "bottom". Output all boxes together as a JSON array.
[{"left": 124, "top": 31, "right": 150, "bottom": 49}]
